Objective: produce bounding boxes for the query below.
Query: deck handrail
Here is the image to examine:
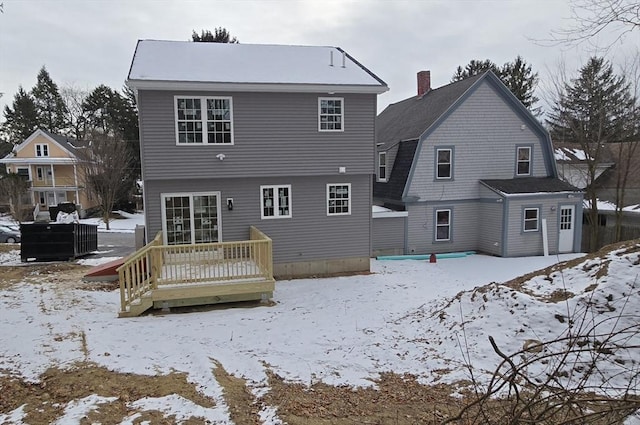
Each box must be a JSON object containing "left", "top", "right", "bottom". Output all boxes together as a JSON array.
[
  {"left": 118, "top": 227, "right": 274, "bottom": 314},
  {"left": 117, "top": 231, "right": 163, "bottom": 312}
]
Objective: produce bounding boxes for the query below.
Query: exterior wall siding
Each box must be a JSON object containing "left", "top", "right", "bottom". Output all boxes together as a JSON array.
[
  {"left": 408, "top": 81, "right": 551, "bottom": 202},
  {"left": 372, "top": 216, "right": 406, "bottom": 255},
  {"left": 504, "top": 196, "right": 583, "bottom": 256},
  {"left": 144, "top": 174, "right": 372, "bottom": 265},
  {"left": 478, "top": 201, "right": 504, "bottom": 256},
  {"left": 137, "top": 90, "right": 377, "bottom": 181},
  {"left": 405, "top": 201, "right": 480, "bottom": 254}
]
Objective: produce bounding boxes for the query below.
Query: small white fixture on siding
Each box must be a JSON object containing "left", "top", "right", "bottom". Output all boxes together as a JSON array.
[
  {"left": 216, "top": 153, "right": 226, "bottom": 161},
  {"left": 339, "top": 167, "right": 346, "bottom": 174}
]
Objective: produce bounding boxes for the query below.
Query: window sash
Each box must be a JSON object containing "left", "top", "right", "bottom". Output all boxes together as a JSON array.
[
  {"left": 261, "top": 185, "right": 291, "bottom": 219},
  {"left": 435, "top": 209, "right": 451, "bottom": 241},
  {"left": 523, "top": 208, "right": 539, "bottom": 231},
  {"left": 436, "top": 149, "right": 452, "bottom": 179},
  {"left": 319, "top": 98, "right": 344, "bottom": 131},
  {"left": 175, "top": 96, "right": 233, "bottom": 144},
  {"left": 35, "top": 144, "right": 49, "bottom": 157},
  {"left": 378, "top": 152, "right": 387, "bottom": 181},
  {"left": 517, "top": 147, "right": 531, "bottom": 175},
  {"left": 327, "top": 183, "right": 351, "bottom": 215}
]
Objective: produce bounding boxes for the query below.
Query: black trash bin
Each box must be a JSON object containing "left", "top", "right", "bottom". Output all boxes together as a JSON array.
[{"left": 20, "top": 223, "right": 98, "bottom": 262}]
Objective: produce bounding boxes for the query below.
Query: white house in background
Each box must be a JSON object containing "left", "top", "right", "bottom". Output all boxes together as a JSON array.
[{"left": 553, "top": 142, "right": 614, "bottom": 190}]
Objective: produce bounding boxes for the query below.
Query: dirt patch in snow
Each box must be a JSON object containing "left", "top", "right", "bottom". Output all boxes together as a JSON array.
[{"left": 0, "top": 363, "right": 216, "bottom": 424}]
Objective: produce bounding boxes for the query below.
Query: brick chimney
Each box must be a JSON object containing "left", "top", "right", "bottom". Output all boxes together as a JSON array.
[{"left": 417, "top": 70, "right": 431, "bottom": 97}]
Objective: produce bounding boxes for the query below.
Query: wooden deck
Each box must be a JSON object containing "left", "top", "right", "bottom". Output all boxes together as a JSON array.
[{"left": 117, "top": 227, "right": 275, "bottom": 317}]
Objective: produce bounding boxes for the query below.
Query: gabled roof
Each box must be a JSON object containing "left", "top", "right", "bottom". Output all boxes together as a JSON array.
[
  {"left": 127, "top": 40, "right": 388, "bottom": 94},
  {"left": 5, "top": 129, "right": 87, "bottom": 161},
  {"left": 376, "top": 74, "right": 483, "bottom": 144},
  {"left": 374, "top": 71, "right": 560, "bottom": 202},
  {"left": 373, "top": 140, "right": 418, "bottom": 202},
  {"left": 553, "top": 141, "right": 616, "bottom": 164},
  {"left": 480, "top": 177, "right": 581, "bottom": 195}
]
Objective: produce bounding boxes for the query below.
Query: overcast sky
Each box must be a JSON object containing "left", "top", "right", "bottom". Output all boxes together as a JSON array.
[{"left": 0, "top": 0, "right": 638, "bottom": 117}]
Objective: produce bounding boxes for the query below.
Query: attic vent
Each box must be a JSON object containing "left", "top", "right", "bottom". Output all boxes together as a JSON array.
[
  {"left": 342, "top": 51, "right": 346, "bottom": 68},
  {"left": 330, "top": 50, "right": 334, "bottom": 67}
]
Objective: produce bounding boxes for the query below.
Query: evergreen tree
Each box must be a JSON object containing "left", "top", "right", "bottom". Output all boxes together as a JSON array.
[
  {"left": 451, "top": 57, "right": 540, "bottom": 113},
  {"left": 1, "top": 86, "right": 38, "bottom": 142},
  {"left": 31, "top": 66, "right": 68, "bottom": 133},
  {"left": 191, "top": 27, "right": 238, "bottom": 43},
  {"left": 82, "top": 84, "right": 140, "bottom": 184},
  {"left": 547, "top": 57, "right": 637, "bottom": 250},
  {"left": 451, "top": 59, "right": 500, "bottom": 81},
  {"left": 501, "top": 55, "right": 540, "bottom": 112}
]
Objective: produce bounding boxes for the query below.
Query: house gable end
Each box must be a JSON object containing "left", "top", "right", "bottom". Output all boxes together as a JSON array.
[{"left": 11, "top": 129, "right": 77, "bottom": 159}]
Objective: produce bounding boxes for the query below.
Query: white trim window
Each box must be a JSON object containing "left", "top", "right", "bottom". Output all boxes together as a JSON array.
[
  {"left": 175, "top": 96, "right": 234, "bottom": 144},
  {"left": 517, "top": 146, "right": 531, "bottom": 176},
  {"left": 435, "top": 209, "right": 451, "bottom": 241},
  {"left": 523, "top": 208, "right": 539, "bottom": 232},
  {"left": 378, "top": 151, "right": 387, "bottom": 181},
  {"left": 35, "top": 143, "right": 49, "bottom": 157},
  {"left": 161, "top": 192, "right": 222, "bottom": 245},
  {"left": 436, "top": 148, "right": 452, "bottom": 179},
  {"left": 261, "top": 185, "right": 292, "bottom": 219},
  {"left": 327, "top": 183, "right": 351, "bottom": 215},
  {"left": 318, "top": 97, "right": 344, "bottom": 131}
]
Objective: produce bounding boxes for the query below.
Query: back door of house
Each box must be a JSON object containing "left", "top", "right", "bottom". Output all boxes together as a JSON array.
[
  {"left": 162, "top": 192, "right": 221, "bottom": 245},
  {"left": 558, "top": 205, "right": 575, "bottom": 253}
]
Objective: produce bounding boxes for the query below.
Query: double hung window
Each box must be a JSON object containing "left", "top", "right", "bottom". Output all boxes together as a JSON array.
[{"left": 175, "top": 97, "right": 233, "bottom": 144}]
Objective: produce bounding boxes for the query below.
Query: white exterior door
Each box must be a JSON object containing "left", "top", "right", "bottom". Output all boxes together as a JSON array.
[
  {"left": 161, "top": 192, "right": 221, "bottom": 245},
  {"left": 558, "top": 205, "right": 575, "bottom": 253}
]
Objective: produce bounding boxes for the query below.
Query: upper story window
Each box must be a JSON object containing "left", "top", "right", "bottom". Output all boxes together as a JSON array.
[
  {"left": 435, "top": 209, "right": 451, "bottom": 241},
  {"left": 523, "top": 207, "right": 539, "bottom": 232},
  {"left": 327, "top": 183, "right": 351, "bottom": 215},
  {"left": 318, "top": 98, "right": 344, "bottom": 132},
  {"left": 35, "top": 144, "right": 49, "bottom": 157},
  {"left": 516, "top": 146, "right": 531, "bottom": 176},
  {"left": 378, "top": 152, "right": 387, "bottom": 181},
  {"left": 175, "top": 96, "right": 233, "bottom": 145},
  {"left": 436, "top": 148, "right": 452, "bottom": 179},
  {"left": 261, "top": 185, "right": 291, "bottom": 219}
]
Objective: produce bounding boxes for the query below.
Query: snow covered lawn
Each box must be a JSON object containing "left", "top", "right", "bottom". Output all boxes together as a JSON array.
[{"left": 1, "top": 245, "right": 639, "bottom": 424}]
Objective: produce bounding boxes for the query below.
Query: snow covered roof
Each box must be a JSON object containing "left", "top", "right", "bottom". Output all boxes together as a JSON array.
[{"left": 127, "top": 40, "right": 388, "bottom": 94}]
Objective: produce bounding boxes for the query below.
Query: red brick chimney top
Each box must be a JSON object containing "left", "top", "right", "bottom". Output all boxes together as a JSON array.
[{"left": 417, "top": 70, "right": 431, "bottom": 97}]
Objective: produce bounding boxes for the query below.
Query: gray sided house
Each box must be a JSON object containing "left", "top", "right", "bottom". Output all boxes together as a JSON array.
[
  {"left": 126, "top": 40, "right": 388, "bottom": 277},
  {"left": 374, "top": 71, "right": 583, "bottom": 257}
]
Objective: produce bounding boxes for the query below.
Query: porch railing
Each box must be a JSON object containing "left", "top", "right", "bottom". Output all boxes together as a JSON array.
[{"left": 117, "top": 226, "right": 273, "bottom": 313}]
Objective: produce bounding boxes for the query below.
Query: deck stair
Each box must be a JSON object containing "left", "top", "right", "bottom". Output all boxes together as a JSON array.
[{"left": 117, "top": 227, "right": 275, "bottom": 317}]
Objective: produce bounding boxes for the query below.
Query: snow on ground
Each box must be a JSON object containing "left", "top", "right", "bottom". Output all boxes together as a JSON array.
[
  {"left": 0, "top": 211, "right": 144, "bottom": 234},
  {"left": 1, "top": 216, "right": 638, "bottom": 423}
]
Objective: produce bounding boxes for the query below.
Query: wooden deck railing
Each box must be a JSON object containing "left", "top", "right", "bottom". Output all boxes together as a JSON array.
[
  {"left": 118, "top": 227, "right": 273, "bottom": 313},
  {"left": 118, "top": 231, "right": 163, "bottom": 312}
]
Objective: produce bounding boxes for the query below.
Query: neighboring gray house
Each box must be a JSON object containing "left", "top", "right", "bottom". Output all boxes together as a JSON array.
[
  {"left": 374, "top": 71, "right": 583, "bottom": 257},
  {"left": 126, "top": 40, "right": 388, "bottom": 277}
]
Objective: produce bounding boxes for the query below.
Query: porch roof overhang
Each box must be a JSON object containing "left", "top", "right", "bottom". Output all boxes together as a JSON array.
[
  {"left": 480, "top": 177, "right": 583, "bottom": 198},
  {"left": 0, "top": 157, "right": 78, "bottom": 165}
]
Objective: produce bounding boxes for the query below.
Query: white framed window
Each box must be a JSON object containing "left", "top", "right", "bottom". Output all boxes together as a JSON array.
[
  {"left": 378, "top": 151, "right": 387, "bottom": 181},
  {"left": 318, "top": 97, "right": 344, "bottom": 131},
  {"left": 161, "top": 192, "right": 221, "bottom": 245},
  {"left": 175, "top": 96, "right": 234, "bottom": 145},
  {"left": 35, "top": 144, "right": 49, "bottom": 157},
  {"left": 523, "top": 207, "right": 539, "bottom": 232},
  {"left": 435, "top": 209, "right": 451, "bottom": 241},
  {"left": 327, "top": 183, "right": 351, "bottom": 215},
  {"left": 261, "top": 185, "right": 291, "bottom": 219},
  {"left": 517, "top": 146, "right": 531, "bottom": 176},
  {"left": 436, "top": 148, "right": 452, "bottom": 179}
]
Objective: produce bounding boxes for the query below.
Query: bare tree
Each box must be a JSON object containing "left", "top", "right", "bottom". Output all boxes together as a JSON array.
[
  {"left": 77, "top": 131, "right": 131, "bottom": 230},
  {"left": 60, "top": 83, "right": 89, "bottom": 140},
  {"left": 0, "top": 172, "right": 31, "bottom": 222},
  {"left": 549, "top": 0, "right": 640, "bottom": 47}
]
